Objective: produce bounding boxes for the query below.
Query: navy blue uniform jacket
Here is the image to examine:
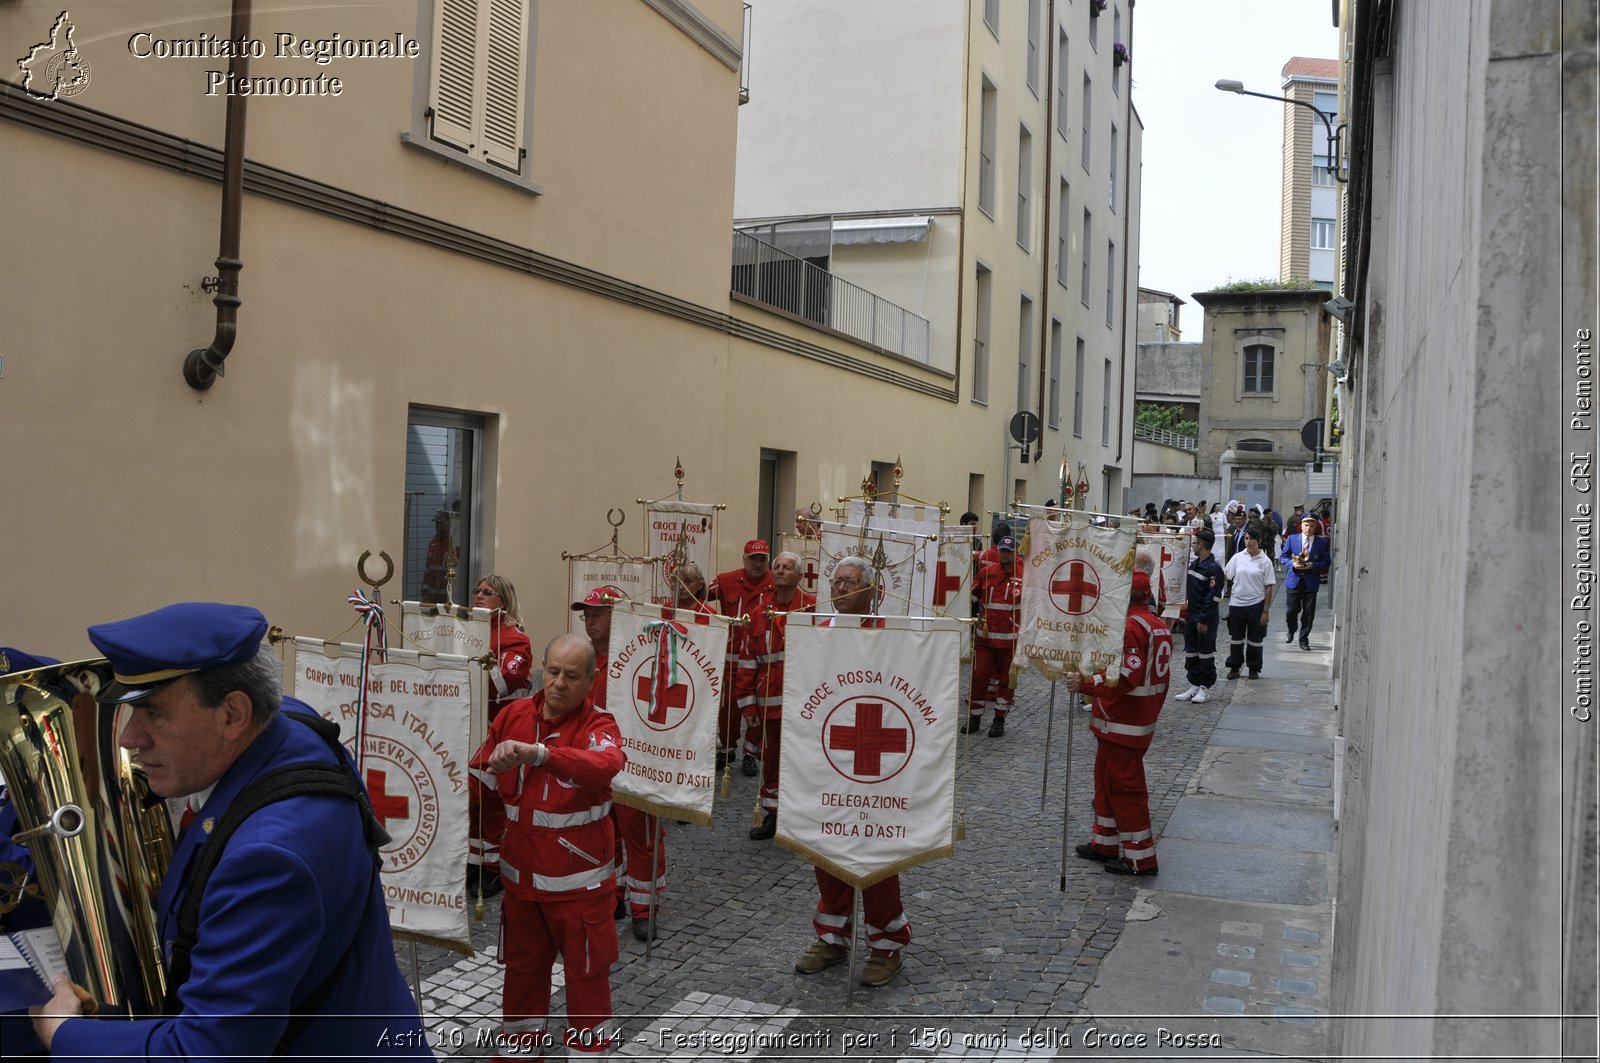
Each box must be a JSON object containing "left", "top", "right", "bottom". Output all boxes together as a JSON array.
[{"left": 52, "top": 702, "right": 431, "bottom": 1061}]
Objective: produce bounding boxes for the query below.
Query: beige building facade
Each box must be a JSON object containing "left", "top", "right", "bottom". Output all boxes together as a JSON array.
[
  {"left": 1277, "top": 56, "right": 1340, "bottom": 289},
  {"left": 0, "top": 0, "right": 1106, "bottom": 656}
]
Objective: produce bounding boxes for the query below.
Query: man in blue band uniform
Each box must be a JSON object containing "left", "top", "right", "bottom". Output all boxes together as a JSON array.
[
  {"left": 1280, "top": 514, "right": 1332, "bottom": 650},
  {"left": 29, "top": 602, "right": 429, "bottom": 1059}
]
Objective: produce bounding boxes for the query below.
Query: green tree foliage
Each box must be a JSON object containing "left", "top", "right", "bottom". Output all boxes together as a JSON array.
[{"left": 1135, "top": 402, "right": 1198, "bottom": 439}]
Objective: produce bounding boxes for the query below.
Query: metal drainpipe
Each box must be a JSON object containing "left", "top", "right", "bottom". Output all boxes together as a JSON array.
[
  {"left": 183, "top": 0, "right": 251, "bottom": 391},
  {"left": 1034, "top": 0, "right": 1058, "bottom": 463},
  {"left": 1114, "top": 0, "right": 1135, "bottom": 468}
]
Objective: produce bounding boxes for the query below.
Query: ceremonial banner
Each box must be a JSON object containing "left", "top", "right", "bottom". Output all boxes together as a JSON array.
[
  {"left": 846, "top": 499, "right": 945, "bottom": 531},
  {"left": 1018, "top": 516, "right": 1137, "bottom": 679},
  {"left": 566, "top": 556, "right": 657, "bottom": 634},
  {"left": 284, "top": 639, "right": 477, "bottom": 951},
  {"left": 777, "top": 615, "right": 961, "bottom": 887},
  {"left": 936, "top": 531, "right": 975, "bottom": 660},
  {"left": 643, "top": 500, "right": 717, "bottom": 605},
  {"left": 778, "top": 532, "right": 824, "bottom": 599},
  {"left": 1136, "top": 534, "right": 1191, "bottom": 618},
  {"left": 401, "top": 601, "right": 492, "bottom": 658},
  {"left": 604, "top": 600, "right": 730, "bottom": 825},
  {"left": 817, "top": 520, "right": 938, "bottom": 616}
]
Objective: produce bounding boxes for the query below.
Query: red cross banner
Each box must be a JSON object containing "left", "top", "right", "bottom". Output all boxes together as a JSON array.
[
  {"left": 400, "top": 601, "right": 493, "bottom": 659},
  {"left": 283, "top": 639, "right": 477, "bottom": 951},
  {"left": 565, "top": 556, "right": 657, "bottom": 635},
  {"left": 604, "top": 600, "right": 731, "bottom": 825},
  {"left": 778, "top": 533, "right": 824, "bottom": 598},
  {"left": 936, "top": 531, "right": 975, "bottom": 660},
  {"left": 643, "top": 500, "right": 717, "bottom": 606},
  {"left": 1136, "top": 533, "right": 1191, "bottom": 619},
  {"left": 776, "top": 614, "right": 962, "bottom": 887},
  {"left": 817, "top": 520, "right": 938, "bottom": 616},
  {"left": 1018, "top": 515, "right": 1138, "bottom": 680}
]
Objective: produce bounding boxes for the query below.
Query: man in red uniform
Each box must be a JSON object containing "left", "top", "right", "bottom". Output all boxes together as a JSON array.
[
  {"left": 965, "top": 536, "right": 1023, "bottom": 738},
  {"left": 467, "top": 575, "right": 534, "bottom": 897},
  {"left": 793, "top": 557, "right": 911, "bottom": 988},
  {"left": 573, "top": 584, "right": 671, "bottom": 943},
  {"left": 709, "top": 539, "right": 773, "bottom": 772},
  {"left": 1065, "top": 571, "right": 1172, "bottom": 876},
  {"left": 743, "top": 551, "right": 817, "bottom": 841},
  {"left": 485, "top": 633, "right": 625, "bottom": 1060}
]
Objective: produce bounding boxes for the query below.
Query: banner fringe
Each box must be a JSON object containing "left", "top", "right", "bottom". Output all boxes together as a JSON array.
[
  {"left": 774, "top": 836, "right": 957, "bottom": 890},
  {"left": 613, "top": 792, "right": 711, "bottom": 827}
]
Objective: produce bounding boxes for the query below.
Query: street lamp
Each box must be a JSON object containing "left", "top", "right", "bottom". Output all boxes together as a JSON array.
[{"left": 1215, "top": 78, "right": 1346, "bottom": 184}]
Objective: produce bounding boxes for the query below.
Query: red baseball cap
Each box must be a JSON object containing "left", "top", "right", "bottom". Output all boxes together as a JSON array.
[
  {"left": 571, "top": 584, "right": 625, "bottom": 610},
  {"left": 744, "top": 539, "right": 770, "bottom": 557}
]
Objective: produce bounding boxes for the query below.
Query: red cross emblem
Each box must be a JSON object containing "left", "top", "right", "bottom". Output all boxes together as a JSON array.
[
  {"left": 800, "top": 555, "right": 821, "bottom": 595},
  {"left": 822, "top": 698, "right": 915, "bottom": 783},
  {"left": 1049, "top": 559, "right": 1101, "bottom": 616},
  {"left": 365, "top": 768, "right": 411, "bottom": 830},
  {"left": 636, "top": 667, "right": 690, "bottom": 725},
  {"left": 932, "top": 561, "right": 964, "bottom": 607},
  {"left": 629, "top": 657, "right": 696, "bottom": 732}
]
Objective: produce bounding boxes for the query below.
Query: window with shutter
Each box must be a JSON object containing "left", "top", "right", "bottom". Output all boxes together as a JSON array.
[{"left": 427, "top": 0, "right": 530, "bottom": 173}]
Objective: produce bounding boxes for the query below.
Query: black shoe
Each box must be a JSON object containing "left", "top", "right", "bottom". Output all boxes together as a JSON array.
[
  {"left": 614, "top": 898, "right": 627, "bottom": 919},
  {"left": 715, "top": 750, "right": 729, "bottom": 771},
  {"left": 1226, "top": 667, "right": 1241, "bottom": 680},
  {"left": 631, "top": 917, "right": 657, "bottom": 942},
  {"left": 987, "top": 716, "right": 1006, "bottom": 738},
  {"left": 477, "top": 870, "right": 503, "bottom": 897},
  {"left": 1074, "top": 843, "right": 1114, "bottom": 863},
  {"left": 465, "top": 865, "right": 481, "bottom": 891},
  {"left": 1247, "top": 671, "right": 1260, "bottom": 680},
  {"left": 749, "top": 812, "right": 777, "bottom": 840},
  {"left": 960, "top": 715, "right": 983, "bottom": 735},
  {"left": 1285, "top": 631, "right": 1296, "bottom": 644},
  {"left": 1104, "top": 861, "right": 1158, "bottom": 877},
  {"left": 1300, "top": 639, "right": 1311, "bottom": 651},
  {"left": 741, "top": 753, "right": 758, "bottom": 777}
]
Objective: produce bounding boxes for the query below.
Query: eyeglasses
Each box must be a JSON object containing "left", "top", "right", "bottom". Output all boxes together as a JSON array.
[
  {"left": 474, "top": 587, "right": 501, "bottom": 599},
  {"left": 830, "top": 576, "right": 865, "bottom": 587}
]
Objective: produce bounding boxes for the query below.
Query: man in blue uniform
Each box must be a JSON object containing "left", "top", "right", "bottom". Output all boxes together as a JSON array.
[
  {"left": 1280, "top": 514, "right": 1333, "bottom": 650},
  {"left": 29, "top": 603, "right": 430, "bottom": 1059}
]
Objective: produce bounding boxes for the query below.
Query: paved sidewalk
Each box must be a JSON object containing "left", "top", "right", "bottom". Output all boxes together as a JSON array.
[{"left": 399, "top": 596, "right": 1337, "bottom": 1061}]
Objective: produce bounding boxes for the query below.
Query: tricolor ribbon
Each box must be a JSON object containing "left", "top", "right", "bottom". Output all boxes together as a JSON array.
[
  {"left": 642, "top": 619, "right": 685, "bottom": 720},
  {"left": 347, "top": 589, "right": 388, "bottom": 770}
]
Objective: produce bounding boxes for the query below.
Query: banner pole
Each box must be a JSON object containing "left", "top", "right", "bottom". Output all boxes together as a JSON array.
[
  {"left": 1060, "top": 688, "right": 1079, "bottom": 890},
  {"left": 645, "top": 814, "right": 662, "bottom": 961},
  {"left": 408, "top": 939, "right": 421, "bottom": 1007},
  {"left": 1040, "top": 679, "right": 1058, "bottom": 812},
  {"left": 845, "top": 887, "right": 861, "bottom": 1009}
]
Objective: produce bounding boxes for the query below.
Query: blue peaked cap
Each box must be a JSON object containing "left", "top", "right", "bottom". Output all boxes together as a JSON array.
[
  {"left": 0, "top": 648, "right": 61, "bottom": 675},
  {"left": 87, "top": 603, "right": 269, "bottom": 704}
]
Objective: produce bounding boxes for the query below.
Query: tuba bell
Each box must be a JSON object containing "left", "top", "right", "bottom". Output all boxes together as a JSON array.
[{"left": 0, "top": 659, "right": 173, "bottom": 1015}]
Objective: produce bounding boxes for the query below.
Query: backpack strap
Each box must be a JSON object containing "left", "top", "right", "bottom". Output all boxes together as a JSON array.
[{"left": 163, "top": 712, "right": 389, "bottom": 1017}]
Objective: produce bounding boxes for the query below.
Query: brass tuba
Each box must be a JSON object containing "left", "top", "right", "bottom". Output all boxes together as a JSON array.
[{"left": 0, "top": 659, "right": 173, "bottom": 1015}]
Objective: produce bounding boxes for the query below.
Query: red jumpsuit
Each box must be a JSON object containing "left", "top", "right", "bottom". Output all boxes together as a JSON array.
[
  {"left": 595, "top": 655, "right": 666, "bottom": 921},
  {"left": 742, "top": 589, "right": 817, "bottom": 812},
  {"left": 810, "top": 616, "right": 912, "bottom": 955},
  {"left": 468, "top": 619, "right": 534, "bottom": 878},
  {"left": 1082, "top": 602, "right": 1172, "bottom": 872},
  {"left": 489, "top": 692, "right": 625, "bottom": 1058},
  {"left": 968, "top": 559, "right": 1022, "bottom": 722},
  {"left": 709, "top": 568, "right": 771, "bottom": 752}
]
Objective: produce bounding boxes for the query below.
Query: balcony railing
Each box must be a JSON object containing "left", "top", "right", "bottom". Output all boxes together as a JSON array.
[
  {"left": 1134, "top": 422, "right": 1197, "bottom": 451},
  {"left": 731, "top": 230, "right": 931, "bottom": 364}
]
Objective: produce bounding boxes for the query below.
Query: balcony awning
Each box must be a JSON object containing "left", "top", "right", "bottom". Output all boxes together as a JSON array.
[{"left": 830, "top": 215, "right": 932, "bottom": 246}]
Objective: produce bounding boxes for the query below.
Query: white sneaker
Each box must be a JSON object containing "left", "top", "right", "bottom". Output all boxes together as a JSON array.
[
  {"left": 1192, "top": 686, "right": 1210, "bottom": 704},
  {"left": 1174, "top": 687, "right": 1198, "bottom": 702}
]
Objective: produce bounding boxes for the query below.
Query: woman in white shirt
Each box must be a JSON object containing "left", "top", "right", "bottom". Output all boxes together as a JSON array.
[{"left": 1222, "top": 527, "right": 1275, "bottom": 680}]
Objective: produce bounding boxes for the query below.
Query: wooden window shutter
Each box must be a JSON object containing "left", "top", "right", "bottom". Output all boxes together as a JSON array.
[
  {"left": 429, "top": 0, "right": 482, "bottom": 152},
  {"left": 480, "top": 0, "right": 529, "bottom": 171}
]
